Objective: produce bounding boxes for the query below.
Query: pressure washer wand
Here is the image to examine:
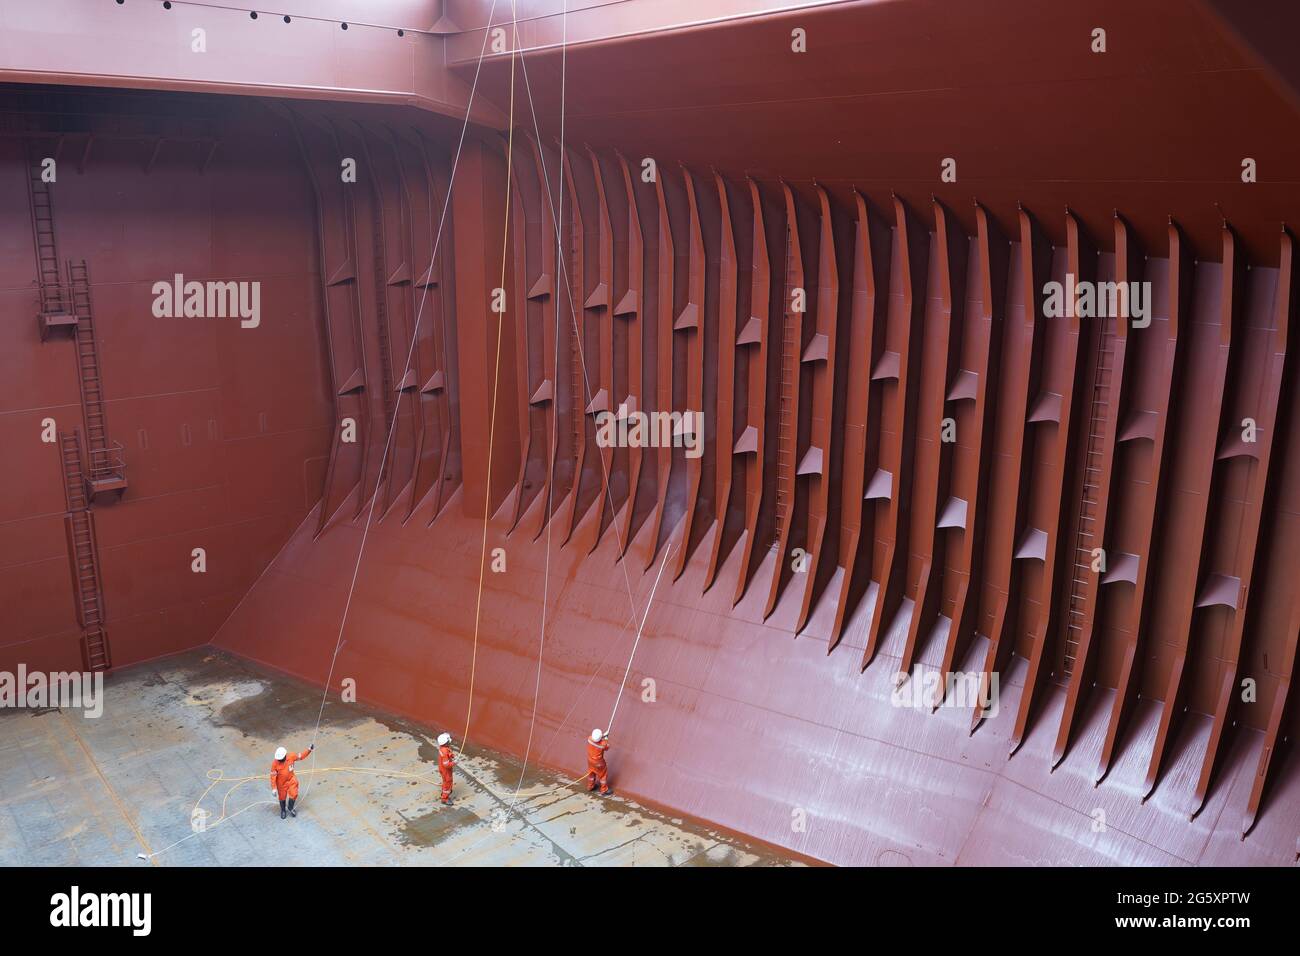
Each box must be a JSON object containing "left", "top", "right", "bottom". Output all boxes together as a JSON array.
[{"left": 606, "top": 541, "right": 674, "bottom": 736}]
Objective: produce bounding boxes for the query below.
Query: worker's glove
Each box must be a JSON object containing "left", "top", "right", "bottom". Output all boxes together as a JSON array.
[
  {"left": 309, "top": 744, "right": 315, "bottom": 752},
  {"left": 270, "top": 789, "right": 278, "bottom": 798}
]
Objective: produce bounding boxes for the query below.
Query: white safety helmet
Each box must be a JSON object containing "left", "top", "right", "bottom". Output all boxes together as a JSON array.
[
  {"left": 437, "top": 732, "right": 451, "bottom": 746},
  {"left": 274, "top": 746, "right": 287, "bottom": 761},
  {"left": 591, "top": 729, "right": 603, "bottom": 743}
]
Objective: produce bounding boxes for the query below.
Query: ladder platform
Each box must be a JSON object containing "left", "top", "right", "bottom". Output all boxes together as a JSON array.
[
  {"left": 38, "top": 311, "right": 78, "bottom": 341},
  {"left": 86, "top": 474, "right": 128, "bottom": 499}
]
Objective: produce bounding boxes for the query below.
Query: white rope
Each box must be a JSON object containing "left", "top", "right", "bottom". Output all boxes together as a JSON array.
[
  {"left": 470, "top": 0, "right": 681, "bottom": 851},
  {"left": 608, "top": 540, "right": 673, "bottom": 734},
  {"left": 295, "top": 0, "right": 503, "bottom": 801},
  {"left": 509, "top": 0, "right": 565, "bottom": 804}
]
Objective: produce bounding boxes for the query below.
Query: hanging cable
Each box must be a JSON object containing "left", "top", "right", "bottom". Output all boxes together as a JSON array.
[
  {"left": 284, "top": 0, "right": 502, "bottom": 803},
  {"left": 459, "top": 0, "right": 519, "bottom": 760}
]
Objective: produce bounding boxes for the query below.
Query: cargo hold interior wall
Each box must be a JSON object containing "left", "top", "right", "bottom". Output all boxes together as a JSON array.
[
  {"left": 1, "top": 0, "right": 1298, "bottom": 866},
  {"left": 0, "top": 85, "right": 337, "bottom": 673}
]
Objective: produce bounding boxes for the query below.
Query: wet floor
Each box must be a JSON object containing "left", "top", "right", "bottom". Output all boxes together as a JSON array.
[{"left": 0, "top": 648, "right": 802, "bottom": 866}]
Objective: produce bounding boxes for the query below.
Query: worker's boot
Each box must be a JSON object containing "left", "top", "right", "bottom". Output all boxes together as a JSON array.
[
  {"left": 279, "top": 800, "right": 287, "bottom": 820},
  {"left": 287, "top": 798, "right": 297, "bottom": 818}
]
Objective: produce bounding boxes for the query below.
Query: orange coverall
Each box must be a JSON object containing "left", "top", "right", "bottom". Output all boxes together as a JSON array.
[
  {"left": 438, "top": 744, "right": 455, "bottom": 803},
  {"left": 586, "top": 737, "right": 610, "bottom": 794},
  {"left": 270, "top": 749, "right": 312, "bottom": 801}
]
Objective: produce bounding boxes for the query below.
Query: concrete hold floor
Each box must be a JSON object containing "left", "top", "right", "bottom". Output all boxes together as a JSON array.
[{"left": 0, "top": 649, "right": 801, "bottom": 867}]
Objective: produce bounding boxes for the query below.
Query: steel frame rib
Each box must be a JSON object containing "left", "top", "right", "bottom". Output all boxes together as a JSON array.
[
  {"left": 507, "top": 141, "right": 536, "bottom": 532},
  {"left": 732, "top": 178, "right": 774, "bottom": 604},
  {"left": 1242, "top": 228, "right": 1298, "bottom": 834},
  {"left": 327, "top": 119, "right": 376, "bottom": 524},
  {"left": 290, "top": 111, "right": 368, "bottom": 537},
  {"left": 1142, "top": 223, "right": 1239, "bottom": 799},
  {"left": 762, "top": 182, "right": 808, "bottom": 619},
  {"left": 521, "top": 134, "right": 560, "bottom": 539},
  {"left": 583, "top": 144, "right": 616, "bottom": 552},
  {"left": 1052, "top": 214, "right": 1138, "bottom": 765},
  {"left": 613, "top": 151, "right": 647, "bottom": 558},
  {"left": 362, "top": 121, "right": 421, "bottom": 521},
  {"left": 898, "top": 200, "right": 964, "bottom": 678},
  {"left": 794, "top": 184, "right": 839, "bottom": 633},
  {"left": 412, "top": 130, "right": 459, "bottom": 524},
  {"left": 286, "top": 110, "right": 345, "bottom": 538},
  {"left": 1094, "top": 220, "right": 1186, "bottom": 782},
  {"left": 704, "top": 171, "right": 740, "bottom": 592},
  {"left": 861, "top": 195, "right": 927, "bottom": 668},
  {"left": 1244, "top": 602, "right": 1299, "bottom": 834},
  {"left": 385, "top": 126, "right": 431, "bottom": 524},
  {"left": 1007, "top": 211, "right": 1087, "bottom": 756},
  {"left": 933, "top": 204, "right": 1004, "bottom": 704},
  {"left": 973, "top": 206, "right": 1045, "bottom": 730},
  {"left": 672, "top": 165, "right": 706, "bottom": 579},
  {"left": 827, "top": 191, "right": 879, "bottom": 648},
  {"left": 645, "top": 171, "right": 677, "bottom": 570},
  {"left": 558, "top": 144, "right": 594, "bottom": 545},
  {"left": 1188, "top": 226, "right": 1292, "bottom": 815}
]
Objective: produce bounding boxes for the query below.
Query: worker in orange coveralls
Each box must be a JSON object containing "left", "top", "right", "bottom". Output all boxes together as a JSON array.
[
  {"left": 436, "top": 732, "right": 455, "bottom": 804},
  {"left": 270, "top": 743, "right": 314, "bottom": 819},
  {"left": 586, "top": 728, "right": 611, "bottom": 796}
]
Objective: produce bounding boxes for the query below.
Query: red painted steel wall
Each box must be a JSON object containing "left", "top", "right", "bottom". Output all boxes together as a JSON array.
[
  {"left": 217, "top": 0, "right": 1300, "bottom": 860},
  {"left": 212, "top": 157, "right": 1300, "bottom": 863},
  {"left": 0, "top": 86, "right": 333, "bottom": 673}
]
